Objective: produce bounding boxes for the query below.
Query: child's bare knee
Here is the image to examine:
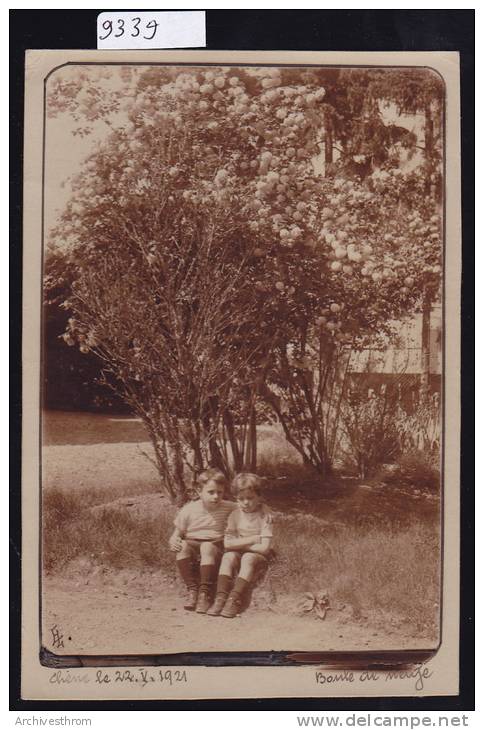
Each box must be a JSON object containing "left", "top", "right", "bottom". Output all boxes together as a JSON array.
[
  {"left": 241, "top": 553, "right": 259, "bottom": 568},
  {"left": 200, "top": 541, "right": 218, "bottom": 560},
  {"left": 221, "top": 552, "right": 238, "bottom": 570},
  {"left": 239, "top": 553, "right": 262, "bottom": 577}
]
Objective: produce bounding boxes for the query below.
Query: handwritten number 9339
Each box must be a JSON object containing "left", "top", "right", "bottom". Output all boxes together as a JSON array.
[{"left": 99, "top": 17, "right": 159, "bottom": 41}]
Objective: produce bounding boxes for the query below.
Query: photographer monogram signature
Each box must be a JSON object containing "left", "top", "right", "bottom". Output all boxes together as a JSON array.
[{"left": 50, "top": 624, "right": 65, "bottom": 649}]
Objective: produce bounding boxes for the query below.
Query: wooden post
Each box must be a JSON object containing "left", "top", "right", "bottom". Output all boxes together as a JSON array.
[
  {"left": 324, "top": 111, "right": 333, "bottom": 177},
  {"left": 420, "top": 288, "right": 431, "bottom": 390},
  {"left": 421, "top": 98, "right": 438, "bottom": 390}
]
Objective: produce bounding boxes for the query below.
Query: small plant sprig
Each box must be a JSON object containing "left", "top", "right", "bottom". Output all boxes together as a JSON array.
[{"left": 300, "top": 590, "right": 331, "bottom": 620}]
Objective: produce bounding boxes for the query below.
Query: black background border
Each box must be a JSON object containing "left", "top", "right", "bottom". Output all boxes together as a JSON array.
[{"left": 10, "top": 9, "right": 474, "bottom": 713}]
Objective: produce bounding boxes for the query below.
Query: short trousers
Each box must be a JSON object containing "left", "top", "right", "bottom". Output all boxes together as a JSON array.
[
  {"left": 222, "top": 549, "right": 276, "bottom": 567},
  {"left": 184, "top": 538, "right": 224, "bottom": 559}
]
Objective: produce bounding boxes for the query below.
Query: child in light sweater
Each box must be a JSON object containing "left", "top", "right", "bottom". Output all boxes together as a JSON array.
[
  {"left": 207, "top": 472, "right": 274, "bottom": 618},
  {"left": 169, "top": 469, "right": 235, "bottom": 613}
]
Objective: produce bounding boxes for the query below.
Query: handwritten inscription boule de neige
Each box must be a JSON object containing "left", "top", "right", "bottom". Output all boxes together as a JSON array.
[
  {"left": 315, "top": 663, "right": 433, "bottom": 692},
  {"left": 48, "top": 664, "right": 432, "bottom": 693}
]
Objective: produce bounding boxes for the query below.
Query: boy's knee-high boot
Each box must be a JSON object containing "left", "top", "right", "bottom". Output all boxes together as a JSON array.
[
  {"left": 207, "top": 574, "right": 233, "bottom": 616},
  {"left": 196, "top": 564, "right": 217, "bottom": 614},
  {"left": 176, "top": 558, "right": 198, "bottom": 611},
  {"left": 221, "top": 578, "right": 250, "bottom": 619}
]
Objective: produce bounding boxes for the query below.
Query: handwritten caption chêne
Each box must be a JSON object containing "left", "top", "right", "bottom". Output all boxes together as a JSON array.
[
  {"left": 49, "top": 668, "right": 187, "bottom": 688},
  {"left": 315, "top": 663, "right": 433, "bottom": 692}
]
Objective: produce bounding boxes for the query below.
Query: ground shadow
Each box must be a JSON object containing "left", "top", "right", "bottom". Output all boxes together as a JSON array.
[
  {"left": 264, "top": 474, "right": 440, "bottom": 527},
  {"left": 43, "top": 410, "right": 149, "bottom": 446}
]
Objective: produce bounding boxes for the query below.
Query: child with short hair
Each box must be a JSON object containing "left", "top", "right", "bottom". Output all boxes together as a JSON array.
[
  {"left": 169, "top": 468, "right": 235, "bottom": 613},
  {"left": 208, "top": 472, "right": 274, "bottom": 619}
]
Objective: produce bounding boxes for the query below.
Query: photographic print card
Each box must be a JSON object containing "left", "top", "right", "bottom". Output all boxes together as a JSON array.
[{"left": 21, "top": 49, "right": 461, "bottom": 700}]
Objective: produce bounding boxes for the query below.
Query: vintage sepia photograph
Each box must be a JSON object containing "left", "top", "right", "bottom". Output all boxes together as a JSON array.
[
  {"left": 38, "top": 58, "right": 446, "bottom": 662},
  {"left": 16, "top": 42, "right": 464, "bottom": 700}
]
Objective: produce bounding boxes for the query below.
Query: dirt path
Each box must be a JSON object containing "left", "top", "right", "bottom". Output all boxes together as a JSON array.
[{"left": 42, "top": 572, "right": 432, "bottom": 656}]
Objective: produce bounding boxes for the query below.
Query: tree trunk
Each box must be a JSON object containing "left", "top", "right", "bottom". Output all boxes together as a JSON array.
[
  {"left": 208, "top": 436, "right": 226, "bottom": 473},
  {"left": 201, "top": 410, "right": 226, "bottom": 474},
  {"left": 421, "top": 100, "right": 436, "bottom": 390},
  {"left": 191, "top": 421, "right": 204, "bottom": 471},
  {"left": 424, "top": 101, "right": 435, "bottom": 198},
  {"left": 245, "top": 405, "right": 257, "bottom": 472},
  {"left": 420, "top": 288, "right": 432, "bottom": 391},
  {"left": 324, "top": 111, "right": 333, "bottom": 177},
  {"left": 223, "top": 410, "right": 243, "bottom": 473}
]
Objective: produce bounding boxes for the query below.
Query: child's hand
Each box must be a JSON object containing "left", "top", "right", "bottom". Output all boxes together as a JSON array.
[
  {"left": 250, "top": 542, "right": 270, "bottom": 556},
  {"left": 169, "top": 535, "right": 184, "bottom": 552}
]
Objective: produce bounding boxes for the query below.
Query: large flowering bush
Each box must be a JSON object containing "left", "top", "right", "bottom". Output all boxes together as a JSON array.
[{"left": 47, "top": 65, "right": 443, "bottom": 497}]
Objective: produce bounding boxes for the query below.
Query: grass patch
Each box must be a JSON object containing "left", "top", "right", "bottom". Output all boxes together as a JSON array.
[
  {"left": 257, "top": 456, "right": 439, "bottom": 529},
  {"left": 258, "top": 455, "right": 322, "bottom": 484},
  {"left": 270, "top": 513, "right": 440, "bottom": 635},
  {"left": 43, "top": 410, "right": 150, "bottom": 446},
  {"left": 43, "top": 488, "right": 176, "bottom": 574},
  {"left": 42, "top": 479, "right": 160, "bottom": 507},
  {"left": 43, "top": 486, "right": 440, "bottom": 636},
  {"left": 378, "top": 450, "right": 440, "bottom": 493},
  {"left": 256, "top": 427, "right": 302, "bottom": 470}
]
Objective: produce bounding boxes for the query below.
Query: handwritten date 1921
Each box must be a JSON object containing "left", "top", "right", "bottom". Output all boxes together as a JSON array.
[{"left": 95, "top": 668, "right": 188, "bottom": 687}]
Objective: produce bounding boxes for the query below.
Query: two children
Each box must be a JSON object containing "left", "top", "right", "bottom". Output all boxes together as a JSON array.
[{"left": 169, "top": 469, "right": 273, "bottom": 618}]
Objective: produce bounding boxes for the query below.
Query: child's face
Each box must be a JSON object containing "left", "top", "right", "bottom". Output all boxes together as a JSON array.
[
  {"left": 199, "top": 480, "right": 225, "bottom": 509},
  {"left": 237, "top": 488, "right": 262, "bottom": 513}
]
